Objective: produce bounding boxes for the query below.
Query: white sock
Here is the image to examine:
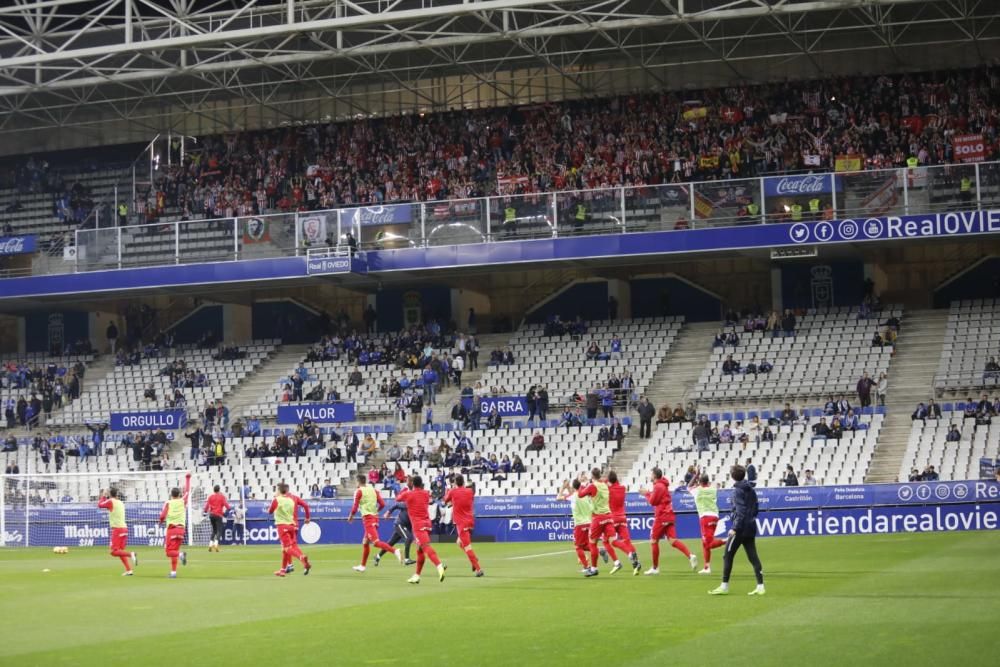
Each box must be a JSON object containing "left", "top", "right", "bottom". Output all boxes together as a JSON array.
[{"left": 720, "top": 582, "right": 729, "bottom": 591}]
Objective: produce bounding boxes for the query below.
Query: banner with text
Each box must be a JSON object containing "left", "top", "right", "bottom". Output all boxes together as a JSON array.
[
  {"left": 764, "top": 174, "right": 839, "bottom": 197},
  {"left": 109, "top": 409, "right": 187, "bottom": 432},
  {"left": 276, "top": 402, "right": 356, "bottom": 424},
  {"left": 461, "top": 395, "right": 530, "bottom": 417},
  {"left": 0, "top": 235, "right": 36, "bottom": 256},
  {"left": 953, "top": 134, "right": 986, "bottom": 163}
]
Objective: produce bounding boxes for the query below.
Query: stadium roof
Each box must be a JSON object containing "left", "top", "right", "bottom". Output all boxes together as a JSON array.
[{"left": 0, "top": 0, "right": 998, "bottom": 136}]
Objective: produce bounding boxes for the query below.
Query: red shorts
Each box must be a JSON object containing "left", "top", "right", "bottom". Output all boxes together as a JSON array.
[
  {"left": 573, "top": 525, "right": 590, "bottom": 550},
  {"left": 165, "top": 525, "right": 186, "bottom": 554},
  {"left": 589, "top": 513, "right": 615, "bottom": 542},
  {"left": 278, "top": 524, "right": 298, "bottom": 548},
  {"left": 613, "top": 517, "right": 631, "bottom": 542},
  {"left": 412, "top": 522, "right": 432, "bottom": 547},
  {"left": 362, "top": 515, "right": 381, "bottom": 543},
  {"left": 650, "top": 516, "right": 677, "bottom": 541},
  {"left": 454, "top": 522, "right": 474, "bottom": 548},
  {"left": 110, "top": 527, "right": 128, "bottom": 551},
  {"left": 700, "top": 515, "right": 719, "bottom": 541}
]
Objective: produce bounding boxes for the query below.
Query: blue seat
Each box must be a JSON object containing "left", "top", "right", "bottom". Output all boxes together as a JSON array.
[
  {"left": 262, "top": 429, "right": 272, "bottom": 438},
  {"left": 956, "top": 401, "right": 966, "bottom": 411},
  {"left": 735, "top": 411, "right": 746, "bottom": 421},
  {"left": 385, "top": 424, "right": 395, "bottom": 434},
  {"left": 621, "top": 416, "right": 632, "bottom": 426},
  {"left": 876, "top": 406, "right": 886, "bottom": 415},
  {"left": 942, "top": 402, "right": 953, "bottom": 412},
  {"left": 514, "top": 421, "right": 524, "bottom": 429},
  {"left": 760, "top": 410, "right": 771, "bottom": 420},
  {"left": 708, "top": 412, "right": 720, "bottom": 423},
  {"left": 810, "top": 408, "right": 823, "bottom": 418},
  {"left": 721, "top": 412, "right": 733, "bottom": 422}
]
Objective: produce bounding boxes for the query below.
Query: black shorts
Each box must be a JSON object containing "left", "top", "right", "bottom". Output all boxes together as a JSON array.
[{"left": 210, "top": 514, "right": 224, "bottom": 538}]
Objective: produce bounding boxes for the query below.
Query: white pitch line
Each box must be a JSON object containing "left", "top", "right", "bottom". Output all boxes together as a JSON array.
[{"left": 504, "top": 549, "right": 574, "bottom": 560}]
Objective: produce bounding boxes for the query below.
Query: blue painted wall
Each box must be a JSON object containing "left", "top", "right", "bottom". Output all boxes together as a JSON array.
[
  {"left": 780, "top": 261, "right": 864, "bottom": 310},
  {"left": 630, "top": 277, "right": 721, "bottom": 322},
  {"left": 24, "top": 311, "right": 89, "bottom": 353},
  {"left": 934, "top": 257, "right": 1000, "bottom": 307},
  {"left": 525, "top": 281, "right": 609, "bottom": 324},
  {"left": 252, "top": 301, "right": 319, "bottom": 343},
  {"left": 376, "top": 287, "right": 452, "bottom": 332},
  {"left": 168, "top": 305, "right": 223, "bottom": 345}
]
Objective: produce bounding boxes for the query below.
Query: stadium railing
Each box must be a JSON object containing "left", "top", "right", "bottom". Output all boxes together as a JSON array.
[{"left": 51, "top": 158, "right": 1000, "bottom": 275}]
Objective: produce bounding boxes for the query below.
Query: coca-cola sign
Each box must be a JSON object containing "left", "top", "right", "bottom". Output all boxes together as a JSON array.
[
  {"left": 764, "top": 174, "right": 837, "bottom": 197},
  {"left": 0, "top": 235, "right": 36, "bottom": 255}
]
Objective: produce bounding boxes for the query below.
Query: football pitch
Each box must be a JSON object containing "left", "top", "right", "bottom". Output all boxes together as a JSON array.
[{"left": 0, "top": 531, "right": 998, "bottom": 666}]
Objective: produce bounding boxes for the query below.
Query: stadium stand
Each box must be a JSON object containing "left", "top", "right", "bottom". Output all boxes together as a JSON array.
[
  {"left": 48, "top": 341, "right": 278, "bottom": 426},
  {"left": 388, "top": 424, "right": 627, "bottom": 497},
  {"left": 622, "top": 408, "right": 884, "bottom": 490},
  {"left": 478, "top": 317, "right": 682, "bottom": 407},
  {"left": 899, "top": 407, "right": 999, "bottom": 482},
  {"left": 2, "top": 353, "right": 94, "bottom": 424},
  {"left": 934, "top": 300, "right": 1000, "bottom": 395},
  {"left": 693, "top": 306, "right": 900, "bottom": 404}
]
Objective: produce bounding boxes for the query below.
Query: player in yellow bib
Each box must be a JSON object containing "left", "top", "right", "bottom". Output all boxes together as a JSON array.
[
  {"left": 348, "top": 475, "right": 401, "bottom": 572},
  {"left": 98, "top": 487, "right": 137, "bottom": 576},
  {"left": 158, "top": 472, "right": 190, "bottom": 578}
]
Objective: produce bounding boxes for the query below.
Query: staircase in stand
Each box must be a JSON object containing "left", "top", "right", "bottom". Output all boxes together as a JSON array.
[
  {"left": 228, "top": 344, "right": 312, "bottom": 418},
  {"left": 865, "top": 309, "right": 950, "bottom": 483},
  {"left": 608, "top": 320, "right": 718, "bottom": 475}
]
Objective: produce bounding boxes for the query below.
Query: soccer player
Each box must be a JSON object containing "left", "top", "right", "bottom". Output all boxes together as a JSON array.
[
  {"left": 689, "top": 472, "right": 726, "bottom": 574},
  {"left": 607, "top": 470, "right": 642, "bottom": 575},
  {"left": 555, "top": 477, "right": 606, "bottom": 573},
  {"left": 267, "top": 483, "right": 312, "bottom": 577},
  {"left": 98, "top": 487, "right": 136, "bottom": 576},
  {"left": 577, "top": 468, "right": 620, "bottom": 576},
  {"left": 375, "top": 492, "right": 416, "bottom": 566},
  {"left": 158, "top": 472, "right": 191, "bottom": 579},
  {"left": 203, "top": 484, "right": 232, "bottom": 553},
  {"left": 710, "top": 465, "right": 765, "bottom": 596},
  {"left": 443, "top": 474, "right": 483, "bottom": 577},
  {"left": 641, "top": 467, "right": 697, "bottom": 575},
  {"left": 348, "top": 475, "right": 401, "bottom": 572},
  {"left": 395, "top": 475, "right": 446, "bottom": 584}
]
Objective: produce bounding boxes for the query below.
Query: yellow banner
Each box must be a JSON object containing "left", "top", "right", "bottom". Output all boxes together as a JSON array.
[{"left": 835, "top": 155, "right": 862, "bottom": 172}]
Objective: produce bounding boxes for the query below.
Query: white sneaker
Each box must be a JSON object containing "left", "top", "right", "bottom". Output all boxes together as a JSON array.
[
  {"left": 698, "top": 567, "right": 712, "bottom": 575},
  {"left": 352, "top": 565, "right": 366, "bottom": 573},
  {"left": 689, "top": 554, "right": 698, "bottom": 571},
  {"left": 407, "top": 574, "right": 421, "bottom": 584},
  {"left": 643, "top": 567, "right": 660, "bottom": 575},
  {"left": 394, "top": 549, "right": 403, "bottom": 565},
  {"left": 122, "top": 571, "right": 134, "bottom": 577},
  {"left": 610, "top": 561, "right": 622, "bottom": 575},
  {"left": 748, "top": 586, "right": 766, "bottom": 596}
]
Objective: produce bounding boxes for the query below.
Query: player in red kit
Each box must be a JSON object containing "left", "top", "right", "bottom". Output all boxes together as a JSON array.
[
  {"left": 97, "top": 487, "right": 136, "bottom": 576},
  {"left": 577, "top": 467, "right": 620, "bottom": 575},
  {"left": 348, "top": 475, "right": 401, "bottom": 572},
  {"left": 267, "top": 483, "right": 312, "bottom": 577},
  {"left": 443, "top": 474, "right": 483, "bottom": 577},
  {"left": 395, "top": 475, "right": 446, "bottom": 584},
  {"left": 607, "top": 471, "right": 642, "bottom": 575},
  {"left": 158, "top": 472, "right": 191, "bottom": 578},
  {"left": 641, "top": 467, "right": 697, "bottom": 575},
  {"left": 203, "top": 484, "right": 232, "bottom": 553}
]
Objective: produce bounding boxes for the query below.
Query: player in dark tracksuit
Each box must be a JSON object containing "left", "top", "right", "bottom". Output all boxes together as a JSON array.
[
  {"left": 374, "top": 500, "right": 416, "bottom": 565},
  {"left": 710, "top": 464, "right": 766, "bottom": 596}
]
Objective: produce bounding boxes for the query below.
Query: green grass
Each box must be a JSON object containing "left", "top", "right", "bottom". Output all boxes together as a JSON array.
[{"left": 1, "top": 532, "right": 998, "bottom": 666}]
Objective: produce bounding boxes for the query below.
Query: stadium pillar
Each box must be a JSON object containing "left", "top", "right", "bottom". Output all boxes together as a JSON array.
[
  {"left": 975, "top": 163, "right": 982, "bottom": 208},
  {"left": 689, "top": 183, "right": 696, "bottom": 224},
  {"left": 902, "top": 167, "right": 909, "bottom": 214},
  {"left": 294, "top": 212, "right": 301, "bottom": 256},
  {"left": 233, "top": 218, "right": 239, "bottom": 260},
  {"left": 174, "top": 222, "right": 180, "bottom": 263},
  {"left": 830, "top": 174, "right": 838, "bottom": 220},
  {"left": 619, "top": 187, "right": 626, "bottom": 232},
  {"left": 758, "top": 177, "right": 766, "bottom": 225},
  {"left": 550, "top": 193, "right": 558, "bottom": 238},
  {"left": 420, "top": 203, "right": 426, "bottom": 246},
  {"left": 485, "top": 199, "right": 492, "bottom": 240}
]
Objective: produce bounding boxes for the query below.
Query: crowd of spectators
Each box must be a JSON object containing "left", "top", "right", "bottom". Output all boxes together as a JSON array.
[
  {"left": 121, "top": 66, "right": 1000, "bottom": 228},
  {"left": 3, "top": 359, "right": 85, "bottom": 429}
]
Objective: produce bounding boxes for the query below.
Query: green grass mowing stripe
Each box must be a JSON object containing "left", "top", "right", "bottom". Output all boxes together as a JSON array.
[{"left": 0, "top": 532, "right": 998, "bottom": 667}]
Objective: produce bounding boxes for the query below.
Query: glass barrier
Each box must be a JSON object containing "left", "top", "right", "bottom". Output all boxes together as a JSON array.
[
  {"left": 344, "top": 202, "right": 423, "bottom": 250},
  {"left": 487, "top": 192, "right": 556, "bottom": 242},
  {"left": 837, "top": 167, "right": 906, "bottom": 219},
  {"left": 553, "top": 188, "right": 622, "bottom": 237},
  {"left": 74, "top": 227, "right": 120, "bottom": 271},
  {"left": 422, "top": 199, "right": 488, "bottom": 247},
  {"left": 693, "top": 177, "right": 763, "bottom": 229},
  {"left": 979, "top": 162, "right": 1000, "bottom": 209},
  {"left": 623, "top": 183, "right": 691, "bottom": 232},
  {"left": 922, "top": 163, "right": 979, "bottom": 213},
  {"left": 237, "top": 212, "right": 297, "bottom": 260},
  {"left": 53, "top": 159, "right": 1000, "bottom": 274}
]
